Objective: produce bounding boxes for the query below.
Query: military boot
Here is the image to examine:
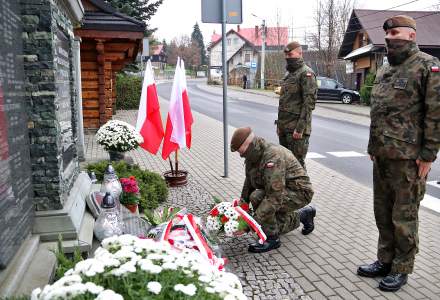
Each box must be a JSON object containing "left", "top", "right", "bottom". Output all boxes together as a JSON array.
[
  {"left": 299, "top": 205, "right": 316, "bottom": 235},
  {"left": 357, "top": 261, "right": 391, "bottom": 278},
  {"left": 248, "top": 237, "right": 281, "bottom": 253},
  {"left": 379, "top": 273, "right": 408, "bottom": 292}
]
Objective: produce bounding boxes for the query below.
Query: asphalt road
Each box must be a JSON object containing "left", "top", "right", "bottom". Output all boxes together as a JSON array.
[{"left": 157, "top": 80, "right": 440, "bottom": 200}]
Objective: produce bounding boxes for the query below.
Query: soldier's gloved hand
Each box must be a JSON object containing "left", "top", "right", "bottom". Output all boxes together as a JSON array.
[
  {"left": 292, "top": 130, "right": 303, "bottom": 140},
  {"left": 416, "top": 159, "right": 432, "bottom": 179}
]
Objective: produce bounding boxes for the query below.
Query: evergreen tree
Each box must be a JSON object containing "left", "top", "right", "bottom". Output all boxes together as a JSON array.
[
  {"left": 105, "top": 0, "right": 163, "bottom": 36},
  {"left": 191, "top": 23, "right": 206, "bottom": 66}
]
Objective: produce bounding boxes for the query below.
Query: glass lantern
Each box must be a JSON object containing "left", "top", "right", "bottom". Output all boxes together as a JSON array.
[
  {"left": 94, "top": 192, "right": 123, "bottom": 241},
  {"left": 100, "top": 164, "right": 122, "bottom": 210}
]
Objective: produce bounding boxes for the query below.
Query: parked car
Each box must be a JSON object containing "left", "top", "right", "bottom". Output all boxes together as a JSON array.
[
  {"left": 317, "top": 76, "right": 360, "bottom": 104},
  {"left": 273, "top": 76, "right": 360, "bottom": 104}
]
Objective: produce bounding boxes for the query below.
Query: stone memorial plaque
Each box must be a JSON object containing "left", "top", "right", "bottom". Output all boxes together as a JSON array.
[
  {"left": 55, "top": 27, "right": 74, "bottom": 169},
  {"left": 0, "top": 0, "right": 34, "bottom": 269}
]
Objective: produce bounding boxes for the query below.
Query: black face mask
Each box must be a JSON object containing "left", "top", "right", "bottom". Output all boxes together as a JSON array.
[
  {"left": 385, "top": 39, "right": 417, "bottom": 66},
  {"left": 286, "top": 57, "right": 304, "bottom": 72}
]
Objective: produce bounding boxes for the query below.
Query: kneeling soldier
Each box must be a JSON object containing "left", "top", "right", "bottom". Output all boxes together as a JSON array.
[{"left": 231, "top": 127, "right": 316, "bottom": 253}]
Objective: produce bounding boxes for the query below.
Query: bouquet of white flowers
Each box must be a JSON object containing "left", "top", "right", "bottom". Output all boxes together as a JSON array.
[
  {"left": 95, "top": 120, "right": 143, "bottom": 152},
  {"left": 206, "top": 200, "right": 267, "bottom": 244},
  {"left": 32, "top": 235, "right": 246, "bottom": 300}
]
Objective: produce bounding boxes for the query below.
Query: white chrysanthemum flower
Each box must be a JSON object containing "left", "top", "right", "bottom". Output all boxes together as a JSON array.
[
  {"left": 174, "top": 283, "right": 197, "bottom": 296},
  {"left": 96, "top": 289, "right": 124, "bottom": 300},
  {"left": 224, "top": 207, "right": 239, "bottom": 220},
  {"left": 224, "top": 220, "right": 240, "bottom": 237},
  {"left": 138, "top": 259, "right": 163, "bottom": 274},
  {"left": 147, "top": 281, "right": 162, "bottom": 295},
  {"left": 206, "top": 215, "right": 222, "bottom": 231}
]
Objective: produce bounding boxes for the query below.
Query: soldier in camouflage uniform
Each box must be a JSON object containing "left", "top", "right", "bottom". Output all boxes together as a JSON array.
[
  {"left": 357, "top": 15, "right": 440, "bottom": 292},
  {"left": 277, "top": 41, "right": 317, "bottom": 169},
  {"left": 230, "top": 127, "right": 316, "bottom": 253}
]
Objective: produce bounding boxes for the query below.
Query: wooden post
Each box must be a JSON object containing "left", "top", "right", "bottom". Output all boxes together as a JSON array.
[{"left": 96, "top": 39, "right": 106, "bottom": 125}]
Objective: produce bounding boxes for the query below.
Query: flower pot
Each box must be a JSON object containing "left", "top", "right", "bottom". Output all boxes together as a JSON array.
[
  {"left": 163, "top": 170, "right": 188, "bottom": 187},
  {"left": 108, "top": 150, "right": 125, "bottom": 161},
  {"left": 124, "top": 203, "right": 138, "bottom": 214}
]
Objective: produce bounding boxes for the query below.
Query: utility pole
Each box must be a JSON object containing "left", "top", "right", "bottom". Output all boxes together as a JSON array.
[
  {"left": 221, "top": 0, "right": 228, "bottom": 178},
  {"left": 260, "top": 19, "right": 266, "bottom": 89}
]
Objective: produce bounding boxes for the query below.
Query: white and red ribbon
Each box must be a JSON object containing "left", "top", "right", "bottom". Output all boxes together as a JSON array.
[
  {"left": 182, "top": 214, "right": 214, "bottom": 260},
  {"left": 234, "top": 206, "right": 267, "bottom": 244}
]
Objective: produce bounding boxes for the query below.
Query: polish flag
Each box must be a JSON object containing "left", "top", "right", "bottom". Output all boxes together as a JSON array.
[
  {"left": 135, "top": 60, "right": 164, "bottom": 154},
  {"left": 162, "top": 58, "right": 193, "bottom": 160}
]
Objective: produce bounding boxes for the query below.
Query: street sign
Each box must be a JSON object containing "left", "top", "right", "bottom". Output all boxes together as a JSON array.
[
  {"left": 251, "top": 62, "right": 257, "bottom": 69},
  {"left": 142, "top": 38, "right": 149, "bottom": 57},
  {"left": 201, "top": 0, "right": 242, "bottom": 24}
]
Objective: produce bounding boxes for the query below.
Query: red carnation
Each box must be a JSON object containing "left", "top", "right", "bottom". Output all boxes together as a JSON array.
[
  {"left": 240, "top": 203, "right": 250, "bottom": 211},
  {"left": 210, "top": 207, "right": 219, "bottom": 217},
  {"left": 221, "top": 215, "right": 229, "bottom": 224}
]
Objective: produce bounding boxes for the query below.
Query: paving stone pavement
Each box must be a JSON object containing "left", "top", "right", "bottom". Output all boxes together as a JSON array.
[{"left": 84, "top": 104, "right": 440, "bottom": 300}]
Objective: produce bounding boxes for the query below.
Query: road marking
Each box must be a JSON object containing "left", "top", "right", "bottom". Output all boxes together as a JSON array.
[
  {"left": 427, "top": 181, "right": 440, "bottom": 189},
  {"left": 306, "top": 152, "right": 326, "bottom": 159},
  {"left": 327, "top": 151, "right": 367, "bottom": 158},
  {"left": 421, "top": 194, "right": 440, "bottom": 213}
]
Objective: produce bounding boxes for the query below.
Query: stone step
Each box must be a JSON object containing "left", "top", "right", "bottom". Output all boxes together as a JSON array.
[
  {"left": 14, "top": 245, "right": 56, "bottom": 296},
  {"left": 43, "top": 211, "right": 95, "bottom": 255},
  {"left": 0, "top": 235, "right": 39, "bottom": 297}
]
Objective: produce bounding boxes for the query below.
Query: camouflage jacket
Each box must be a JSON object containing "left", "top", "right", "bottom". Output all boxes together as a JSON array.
[
  {"left": 278, "top": 62, "right": 317, "bottom": 135},
  {"left": 368, "top": 44, "right": 440, "bottom": 162},
  {"left": 241, "top": 137, "right": 313, "bottom": 203}
]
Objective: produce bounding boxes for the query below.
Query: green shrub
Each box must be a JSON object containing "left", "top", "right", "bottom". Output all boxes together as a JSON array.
[
  {"left": 360, "top": 72, "right": 376, "bottom": 106},
  {"left": 52, "top": 235, "right": 83, "bottom": 281},
  {"left": 86, "top": 160, "right": 168, "bottom": 211},
  {"left": 115, "top": 73, "right": 142, "bottom": 110}
]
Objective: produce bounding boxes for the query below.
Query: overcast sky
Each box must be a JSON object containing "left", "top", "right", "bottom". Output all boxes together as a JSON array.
[{"left": 150, "top": 0, "right": 439, "bottom": 44}]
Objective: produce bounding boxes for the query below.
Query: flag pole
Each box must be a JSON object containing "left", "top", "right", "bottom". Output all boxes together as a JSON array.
[
  {"left": 175, "top": 150, "right": 179, "bottom": 175},
  {"left": 169, "top": 158, "right": 174, "bottom": 175}
]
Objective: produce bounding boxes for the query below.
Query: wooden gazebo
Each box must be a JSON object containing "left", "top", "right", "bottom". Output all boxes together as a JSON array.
[{"left": 75, "top": 0, "right": 145, "bottom": 129}]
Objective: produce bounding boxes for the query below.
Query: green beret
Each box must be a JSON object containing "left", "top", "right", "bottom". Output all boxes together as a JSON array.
[{"left": 383, "top": 15, "right": 416, "bottom": 31}]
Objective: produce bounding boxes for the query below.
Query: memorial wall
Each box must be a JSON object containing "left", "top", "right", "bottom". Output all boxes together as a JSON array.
[{"left": 0, "top": 0, "right": 34, "bottom": 269}]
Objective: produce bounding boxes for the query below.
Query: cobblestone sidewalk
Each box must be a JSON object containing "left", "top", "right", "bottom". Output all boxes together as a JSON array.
[{"left": 85, "top": 105, "right": 440, "bottom": 300}]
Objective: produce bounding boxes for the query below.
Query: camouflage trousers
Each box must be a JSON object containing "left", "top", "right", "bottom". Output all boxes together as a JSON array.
[
  {"left": 373, "top": 157, "right": 426, "bottom": 274},
  {"left": 279, "top": 133, "right": 310, "bottom": 169},
  {"left": 249, "top": 188, "right": 313, "bottom": 238}
]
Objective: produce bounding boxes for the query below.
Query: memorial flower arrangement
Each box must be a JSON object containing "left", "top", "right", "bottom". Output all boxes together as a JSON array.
[
  {"left": 206, "top": 200, "right": 267, "bottom": 244},
  {"left": 95, "top": 120, "right": 143, "bottom": 152},
  {"left": 31, "top": 235, "right": 246, "bottom": 300}
]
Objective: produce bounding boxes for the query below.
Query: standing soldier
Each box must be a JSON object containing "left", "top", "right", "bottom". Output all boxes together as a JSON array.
[
  {"left": 230, "top": 127, "right": 316, "bottom": 253},
  {"left": 276, "top": 41, "right": 317, "bottom": 169},
  {"left": 357, "top": 15, "right": 440, "bottom": 292}
]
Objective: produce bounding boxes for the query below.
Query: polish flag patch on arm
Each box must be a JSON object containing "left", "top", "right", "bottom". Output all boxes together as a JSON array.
[
  {"left": 306, "top": 72, "right": 313, "bottom": 77},
  {"left": 431, "top": 66, "right": 439, "bottom": 72}
]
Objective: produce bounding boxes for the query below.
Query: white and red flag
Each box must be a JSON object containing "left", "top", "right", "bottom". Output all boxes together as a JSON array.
[
  {"left": 162, "top": 57, "right": 193, "bottom": 160},
  {"left": 135, "top": 60, "right": 164, "bottom": 154}
]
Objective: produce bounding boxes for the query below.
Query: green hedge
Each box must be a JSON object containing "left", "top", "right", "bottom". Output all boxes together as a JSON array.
[
  {"left": 86, "top": 160, "right": 168, "bottom": 211},
  {"left": 115, "top": 73, "right": 142, "bottom": 110},
  {"left": 360, "top": 72, "right": 376, "bottom": 106}
]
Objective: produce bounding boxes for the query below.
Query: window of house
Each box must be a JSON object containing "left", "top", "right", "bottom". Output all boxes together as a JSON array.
[
  {"left": 245, "top": 53, "right": 251, "bottom": 63},
  {"left": 227, "top": 38, "right": 231, "bottom": 46},
  {"left": 233, "top": 38, "right": 238, "bottom": 44}
]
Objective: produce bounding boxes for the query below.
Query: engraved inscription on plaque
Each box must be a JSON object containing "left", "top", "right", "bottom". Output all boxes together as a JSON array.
[
  {"left": 55, "top": 27, "right": 74, "bottom": 169},
  {"left": 0, "top": 0, "right": 33, "bottom": 269}
]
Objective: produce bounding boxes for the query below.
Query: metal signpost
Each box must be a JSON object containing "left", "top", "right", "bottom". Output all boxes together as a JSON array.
[{"left": 202, "top": 0, "right": 242, "bottom": 178}]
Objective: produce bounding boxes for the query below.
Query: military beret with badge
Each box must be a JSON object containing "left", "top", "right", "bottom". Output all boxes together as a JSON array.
[{"left": 383, "top": 15, "right": 416, "bottom": 31}]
